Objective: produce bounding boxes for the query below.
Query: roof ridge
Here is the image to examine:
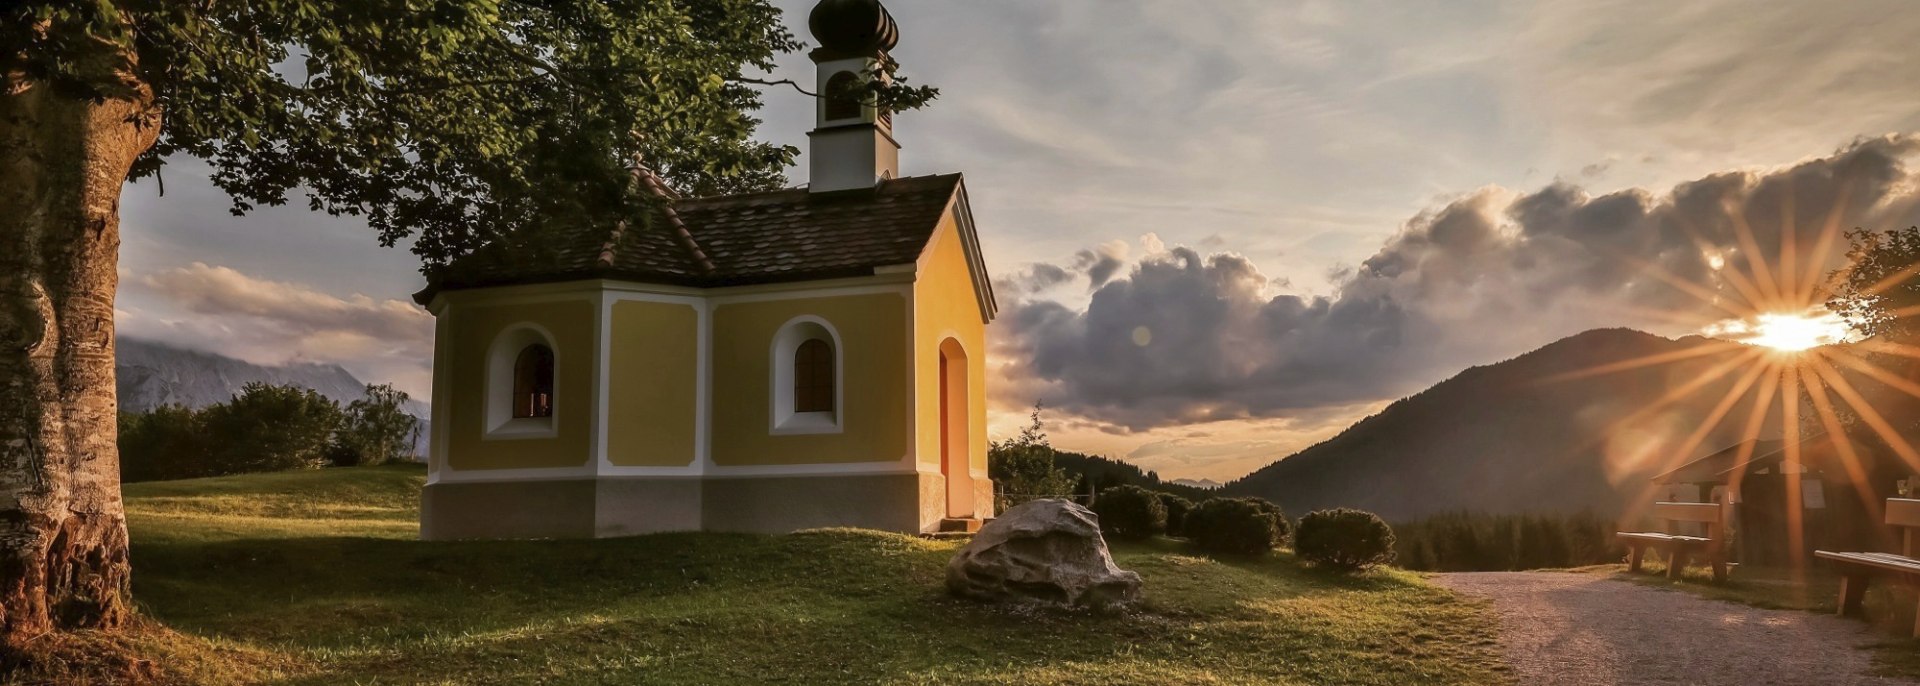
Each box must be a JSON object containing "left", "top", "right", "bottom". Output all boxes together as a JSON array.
[
  {"left": 632, "top": 165, "right": 716, "bottom": 274},
  {"left": 674, "top": 172, "right": 965, "bottom": 206},
  {"left": 596, "top": 218, "right": 626, "bottom": 269}
]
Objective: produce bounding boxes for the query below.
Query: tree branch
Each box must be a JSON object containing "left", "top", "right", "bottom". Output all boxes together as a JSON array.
[{"left": 729, "top": 76, "right": 818, "bottom": 98}]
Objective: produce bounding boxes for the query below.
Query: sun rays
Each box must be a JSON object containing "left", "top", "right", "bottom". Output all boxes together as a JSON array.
[{"left": 1551, "top": 179, "right": 1920, "bottom": 580}]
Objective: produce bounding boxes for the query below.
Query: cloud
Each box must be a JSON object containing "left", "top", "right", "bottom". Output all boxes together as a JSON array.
[
  {"left": 119, "top": 263, "right": 434, "bottom": 395},
  {"left": 1512, "top": 0, "right": 1920, "bottom": 175},
  {"left": 1073, "top": 240, "right": 1132, "bottom": 290},
  {"left": 998, "top": 136, "right": 1920, "bottom": 431}
]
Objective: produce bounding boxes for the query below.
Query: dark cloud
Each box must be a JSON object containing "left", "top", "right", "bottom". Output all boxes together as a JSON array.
[
  {"left": 1017, "top": 263, "right": 1075, "bottom": 293},
  {"left": 998, "top": 136, "right": 1920, "bottom": 431},
  {"left": 1074, "top": 243, "right": 1130, "bottom": 290}
]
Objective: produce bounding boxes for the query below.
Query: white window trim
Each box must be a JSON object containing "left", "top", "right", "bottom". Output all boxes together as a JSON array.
[
  {"left": 485, "top": 323, "right": 560, "bottom": 441},
  {"left": 770, "top": 315, "right": 844, "bottom": 435}
]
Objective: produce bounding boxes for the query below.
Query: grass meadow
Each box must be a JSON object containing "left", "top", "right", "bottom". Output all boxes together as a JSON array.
[{"left": 13, "top": 464, "right": 1506, "bottom": 685}]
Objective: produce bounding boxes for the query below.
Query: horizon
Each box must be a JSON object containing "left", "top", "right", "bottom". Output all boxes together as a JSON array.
[{"left": 112, "top": 0, "right": 1920, "bottom": 482}]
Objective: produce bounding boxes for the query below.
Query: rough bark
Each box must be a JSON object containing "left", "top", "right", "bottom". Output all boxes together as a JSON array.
[{"left": 0, "top": 61, "right": 159, "bottom": 651}]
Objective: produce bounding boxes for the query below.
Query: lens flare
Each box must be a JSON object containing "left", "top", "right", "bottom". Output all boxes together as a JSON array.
[
  {"left": 1544, "top": 178, "right": 1920, "bottom": 584},
  {"left": 1702, "top": 311, "right": 1854, "bottom": 352}
]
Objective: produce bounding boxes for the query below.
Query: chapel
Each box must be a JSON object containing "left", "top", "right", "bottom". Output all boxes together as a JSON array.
[{"left": 414, "top": 0, "right": 996, "bottom": 539}]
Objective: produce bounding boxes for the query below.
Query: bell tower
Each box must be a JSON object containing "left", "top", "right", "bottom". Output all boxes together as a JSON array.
[{"left": 807, "top": 0, "right": 902, "bottom": 193}]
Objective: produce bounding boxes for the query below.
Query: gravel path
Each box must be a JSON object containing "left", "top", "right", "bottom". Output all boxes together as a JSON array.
[{"left": 1434, "top": 572, "right": 1915, "bottom": 686}]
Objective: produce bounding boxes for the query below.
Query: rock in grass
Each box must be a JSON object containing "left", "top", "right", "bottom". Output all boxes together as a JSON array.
[{"left": 945, "top": 499, "right": 1142, "bottom": 609}]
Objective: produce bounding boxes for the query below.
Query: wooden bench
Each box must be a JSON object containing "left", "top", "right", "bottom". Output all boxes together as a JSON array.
[
  {"left": 1816, "top": 498, "right": 1920, "bottom": 637},
  {"left": 1616, "top": 501, "right": 1729, "bottom": 582}
]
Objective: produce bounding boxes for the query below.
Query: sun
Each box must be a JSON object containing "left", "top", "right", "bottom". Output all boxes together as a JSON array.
[
  {"left": 1746, "top": 312, "right": 1853, "bottom": 351},
  {"left": 1704, "top": 311, "right": 1853, "bottom": 352}
]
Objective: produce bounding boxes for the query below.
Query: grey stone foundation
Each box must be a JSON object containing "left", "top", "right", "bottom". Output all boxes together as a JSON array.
[{"left": 421, "top": 473, "right": 992, "bottom": 540}]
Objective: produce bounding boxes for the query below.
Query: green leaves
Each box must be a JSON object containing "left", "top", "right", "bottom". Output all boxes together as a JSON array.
[
  {"left": 10, "top": 0, "right": 934, "bottom": 270},
  {"left": 1830, "top": 226, "right": 1920, "bottom": 341}
]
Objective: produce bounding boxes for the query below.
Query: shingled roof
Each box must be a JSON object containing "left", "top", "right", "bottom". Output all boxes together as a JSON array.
[{"left": 415, "top": 173, "right": 966, "bottom": 304}]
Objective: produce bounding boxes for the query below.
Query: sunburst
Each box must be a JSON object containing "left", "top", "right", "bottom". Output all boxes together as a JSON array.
[{"left": 1554, "top": 178, "right": 1920, "bottom": 584}]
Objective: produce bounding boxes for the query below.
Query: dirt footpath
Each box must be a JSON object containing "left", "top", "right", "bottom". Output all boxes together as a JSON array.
[{"left": 1434, "top": 572, "right": 1915, "bottom": 685}]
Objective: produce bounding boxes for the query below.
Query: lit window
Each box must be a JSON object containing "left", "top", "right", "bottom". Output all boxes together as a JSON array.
[
  {"left": 794, "top": 339, "right": 835, "bottom": 413},
  {"left": 513, "top": 344, "right": 555, "bottom": 419},
  {"left": 486, "top": 325, "right": 558, "bottom": 439}
]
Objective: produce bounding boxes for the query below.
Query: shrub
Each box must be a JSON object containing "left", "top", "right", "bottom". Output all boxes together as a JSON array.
[
  {"left": 119, "top": 383, "right": 351, "bottom": 481},
  {"left": 119, "top": 404, "right": 210, "bottom": 482},
  {"left": 1186, "top": 497, "right": 1284, "bottom": 555},
  {"left": 333, "top": 383, "right": 420, "bottom": 466},
  {"left": 988, "top": 406, "right": 1077, "bottom": 511},
  {"left": 1091, "top": 485, "right": 1167, "bottom": 540},
  {"left": 199, "top": 383, "right": 344, "bottom": 475},
  {"left": 1245, "top": 497, "right": 1292, "bottom": 545},
  {"left": 1296, "top": 508, "right": 1396, "bottom": 572},
  {"left": 1157, "top": 493, "right": 1194, "bottom": 537}
]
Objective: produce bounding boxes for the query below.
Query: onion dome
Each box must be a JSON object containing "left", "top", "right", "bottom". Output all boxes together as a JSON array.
[{"left": 809, "top": 0, "right": 900, "bottom": 55}]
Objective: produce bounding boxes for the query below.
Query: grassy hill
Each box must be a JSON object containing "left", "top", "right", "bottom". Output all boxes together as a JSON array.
[
  {"left": 21, "top": 465, "right": 1503, "bottom": 685},
  {"left": 1226, "top": 329, "right": 1797, "bottom": 520}
]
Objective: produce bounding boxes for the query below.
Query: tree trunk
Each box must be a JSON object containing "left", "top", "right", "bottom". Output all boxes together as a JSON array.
[{"left": 0, "top": 67, "right": 159, "bottom": 650}]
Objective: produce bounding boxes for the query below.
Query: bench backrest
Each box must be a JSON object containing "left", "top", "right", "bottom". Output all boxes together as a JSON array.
[
  {"left": 1649, "top": 501, "right": 1724, "bottom": 546},
  {"left": 1888, "top": 499, "right": 1920, "bottom": 556},
  {"left": 1652, "top": 501, "right": 1724, "bottom": 524}
]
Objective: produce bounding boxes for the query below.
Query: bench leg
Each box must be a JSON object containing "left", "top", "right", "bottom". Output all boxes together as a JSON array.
[
  {"left": 1666, "top": 549, "right": 1689, "bottom": 579},
  {"left": 1838, "top": 574, "right": 1868, "bottom": 617},
  {"left": 1711, "top": 556, "right": 1728, "bottom": 584},
  {"left": 1627, "top": 544, "right": 1644, "bottom": 573}
]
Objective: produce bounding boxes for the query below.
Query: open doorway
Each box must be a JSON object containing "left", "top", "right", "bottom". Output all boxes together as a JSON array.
[{"left": 939, "top": 338, "right": 972, "bottom": 519}]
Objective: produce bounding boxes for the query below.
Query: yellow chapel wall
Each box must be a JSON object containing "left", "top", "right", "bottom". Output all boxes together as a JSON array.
[
  {"left": 440, "top": 292, "right": 597, "bottom": 471},
  {"left": 605, "top": 299, "right": 701, "bottom": 467},
  {"left": 913, "top": 214, "right": 989, "bottom": 474},
  {"left": 709, "top": 292, "right": 911, "bottom": 465}
]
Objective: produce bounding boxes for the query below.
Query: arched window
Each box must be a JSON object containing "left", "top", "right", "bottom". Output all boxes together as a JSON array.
[
  {"left": 771, "top": 316, "right": 842, "bottom": 435},
  {"left": 794, "top": 339, "right": 836, "bottom": 413},
  {"left": 823, "top": 71, "right": 863, "bottom": 121},
  {"left": 513, "top": 344, "right": 555, "bottom": 419}
]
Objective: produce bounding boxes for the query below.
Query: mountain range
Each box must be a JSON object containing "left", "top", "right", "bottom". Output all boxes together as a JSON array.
[
  {"left": 1222, "top": 328, "right": 1807, "bottom": 521},
  {"left": 116, "top": 338, "right": 431, "bottom": 453}
]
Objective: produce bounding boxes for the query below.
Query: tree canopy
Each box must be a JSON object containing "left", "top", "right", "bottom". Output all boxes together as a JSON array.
[
  {"left": 1830, "top": 226, "right": 1920, "bottom": 342},
  {"left": 3, "top": 0, "right": 937, "bottom": 647},
  {"left": 6, "top": 0, "right": 936, "bottom": 268}
]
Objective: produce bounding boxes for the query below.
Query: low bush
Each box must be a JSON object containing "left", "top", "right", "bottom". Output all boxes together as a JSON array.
[
  {"left": 1186, "top": 497, "right": 1285, "bottom": 555},
  {"left": 1296, "top": 508, "right": 1396, "bottom": 572},
  {"left": 1247, "top": 497, "right": 1292, "bottom": 545},
  {"left": 1091, "top": 484, "right": 1167, "bottom": 540},
  {"left": 1158, "top": 493, "right": 1194, "bottom": 537},
  {"left": 119, "top": 383, "right": 417, "bottom": 482}
]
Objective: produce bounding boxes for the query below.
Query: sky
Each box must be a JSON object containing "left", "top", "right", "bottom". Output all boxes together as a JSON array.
[{"left": 115, "top": 0, "right": 1920, "bottom": 482}]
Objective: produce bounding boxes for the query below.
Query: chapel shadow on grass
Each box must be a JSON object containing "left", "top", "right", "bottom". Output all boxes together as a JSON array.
[
  {"left": 124, "top": 531, "right": 1502, "bottom": 685},
  {"left": 115, "top": 466, "right": 1504, "bottom": 685},
  {"left": 130, "top": 530, "right": 935, "bottom": 647}
]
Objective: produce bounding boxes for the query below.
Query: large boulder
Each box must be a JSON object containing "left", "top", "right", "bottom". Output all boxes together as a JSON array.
[{"left": 945, "top": 499, "right": 1142, "bottom": 609}]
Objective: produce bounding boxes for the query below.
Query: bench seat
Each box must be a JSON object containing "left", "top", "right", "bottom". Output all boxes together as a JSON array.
[
  {"left": 1616, "top": 532, "right": 1710, "bottom": 545},
  {"left": 1615, "top": 502, "right": 1727, "bottom": 582},
  {"left": 1816, "top": 550, "right": 1920, "bottom": 574},
  {"left": 1816, "top": 499, "right": 1920, "bottom": 637},
  {"left": 1817, "top": 549, "right": 1920, "bottom": 637}
]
